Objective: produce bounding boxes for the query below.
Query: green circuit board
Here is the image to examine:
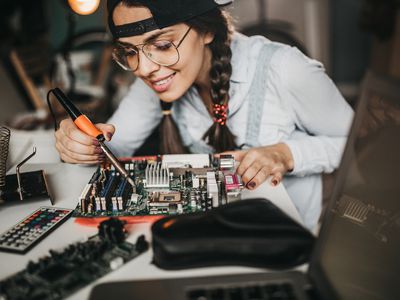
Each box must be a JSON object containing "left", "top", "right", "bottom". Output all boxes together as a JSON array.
[{"left": 73, "top": 154, "right": 243, "bottom": 218}]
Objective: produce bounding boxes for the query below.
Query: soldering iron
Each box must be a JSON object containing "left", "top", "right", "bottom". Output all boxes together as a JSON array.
[{"left": 49, "top": 88, "right": 135, "bottom": 188}]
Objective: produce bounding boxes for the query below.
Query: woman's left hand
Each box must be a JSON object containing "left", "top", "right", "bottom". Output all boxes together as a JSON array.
[{"left": 221, "top": 143, "right": 294, "bottom": 190}]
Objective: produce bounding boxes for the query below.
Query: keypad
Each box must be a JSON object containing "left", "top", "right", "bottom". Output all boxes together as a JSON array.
[{"left": 0, "top": 207, "right": 73, "bottom": 254}]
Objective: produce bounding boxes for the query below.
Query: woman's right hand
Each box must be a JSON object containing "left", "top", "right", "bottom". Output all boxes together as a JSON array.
[{"left": 55, "top": 118, "right": 115, "bottom": 164}]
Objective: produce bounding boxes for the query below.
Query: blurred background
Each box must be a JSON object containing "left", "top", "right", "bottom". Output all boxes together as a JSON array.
[{"left": 0, "top": 0, "right": 399, "bottom": 130}]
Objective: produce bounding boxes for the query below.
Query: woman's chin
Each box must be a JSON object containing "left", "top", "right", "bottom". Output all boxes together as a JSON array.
[{"left": 157, "top": 90, "right": 184, "bottom": 103}]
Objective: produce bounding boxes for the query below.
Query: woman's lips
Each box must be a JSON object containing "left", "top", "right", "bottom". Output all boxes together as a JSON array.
[{"left": 150, "top": 73, "right": 176, "bottom": 93}]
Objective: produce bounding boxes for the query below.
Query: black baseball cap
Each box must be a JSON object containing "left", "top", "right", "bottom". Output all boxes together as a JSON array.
[{"left": 107, "top": 0, "right": 232, "bottom": 38}]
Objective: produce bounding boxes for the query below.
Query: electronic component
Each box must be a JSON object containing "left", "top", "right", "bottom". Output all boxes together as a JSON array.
[
  {"left": 219, "top": 154, "right": 236, "bottom": 172},
  {"left": 0, "top": 207, "right": 73, "bottom": 254},
  {"left": 0, "top": 218, "right": 149, "bottom": 300},
  {"left": 74, "top": 154, "right": 244, "bottom": 219},
  {"left": 224, "top": 173, "right": 243, "bottom": 203},
  {"left": 0, "top": 129, "right": 52, "bottom": 204},
  {"left": 3, "top": 169, "right": 52, "bottom": 204}
]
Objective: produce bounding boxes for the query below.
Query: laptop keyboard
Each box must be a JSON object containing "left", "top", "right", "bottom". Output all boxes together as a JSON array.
[{"left": 187, "top": 282, "right": 297, "bottom": 300}]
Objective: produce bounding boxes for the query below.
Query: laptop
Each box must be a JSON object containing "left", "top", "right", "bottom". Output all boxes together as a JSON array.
[{"left": 89, "top": 71, "right": 400, "bottom": 300}]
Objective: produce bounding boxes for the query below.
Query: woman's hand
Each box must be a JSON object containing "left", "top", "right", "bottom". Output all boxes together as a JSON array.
[
  {"left": 55, "top": 118, "right": 115, "bottom": 164},
  {"left": 222, "top": 143, "right": 294, "bottom": 190}
]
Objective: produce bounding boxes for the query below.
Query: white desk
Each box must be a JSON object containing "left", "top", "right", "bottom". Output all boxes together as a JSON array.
[{"left": 0, "top": 162, "right": 303, "bottom": 300}]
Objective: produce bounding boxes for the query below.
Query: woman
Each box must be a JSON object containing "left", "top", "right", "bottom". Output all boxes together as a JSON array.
[{"left": 55, "top": 0, "right": 354, "bottom": 229}]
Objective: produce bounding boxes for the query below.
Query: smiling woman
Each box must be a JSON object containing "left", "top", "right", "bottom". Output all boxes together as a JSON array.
[{"left": 54, "top": 0, "right": 354, "bottom": 229}]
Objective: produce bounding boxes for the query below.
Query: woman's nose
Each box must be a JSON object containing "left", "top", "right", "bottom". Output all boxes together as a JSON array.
[{"left": 135, "top": 50, "right": 160, "bottom": 77}]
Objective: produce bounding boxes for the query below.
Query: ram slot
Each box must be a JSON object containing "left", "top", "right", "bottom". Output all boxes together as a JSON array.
[
  {"left": 100, "top": 174, "right": 119, "bottom": 211},
  {"left": 115, "top": 179, "right": 127, "bottom": 211},
  {"left": 112, "top": 178, "right": 126, "bottom": 211}
]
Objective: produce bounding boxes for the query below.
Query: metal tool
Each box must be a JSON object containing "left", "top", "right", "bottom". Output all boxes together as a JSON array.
[{"left": 50, "top": 88, "right": 135, "bottom": 188}]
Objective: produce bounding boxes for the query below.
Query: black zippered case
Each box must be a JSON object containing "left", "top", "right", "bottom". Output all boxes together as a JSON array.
[{"left": 151, "top": 198, "right": 315, "bottom": 270}]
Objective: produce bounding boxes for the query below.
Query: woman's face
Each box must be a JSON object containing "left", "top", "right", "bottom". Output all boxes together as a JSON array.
[{"left": 113, "top": 4, "right": 213, "bottom": 102}]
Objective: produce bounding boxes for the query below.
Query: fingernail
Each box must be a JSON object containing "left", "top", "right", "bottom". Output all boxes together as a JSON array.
[
  {"left": 247, "top": 181, "right": 256, "bottom": 189},
  {"left": 93, "top": 139, "right": 100, "bottom": 146},
  {"left": 106, "top": 132, "right": 113, "bottom": 141},
  {"left": 272, "top": 179, "right": 279, "bottom": 186},
  {"left": 94, "top": 147, "right": 103, "bottom": 154}
]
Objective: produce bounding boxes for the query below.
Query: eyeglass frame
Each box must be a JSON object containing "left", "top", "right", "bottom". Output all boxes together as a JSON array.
[{"left": 112, "top": 26, "right": 192, "bottom": 71}]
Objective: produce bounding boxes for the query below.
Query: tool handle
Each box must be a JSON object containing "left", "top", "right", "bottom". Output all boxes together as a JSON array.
[
  {"left": 74, "top": 115, "right": 103, "bottom": 139},
  {"left": 51, "top": 88, "right": 103, "bottom": 139}
]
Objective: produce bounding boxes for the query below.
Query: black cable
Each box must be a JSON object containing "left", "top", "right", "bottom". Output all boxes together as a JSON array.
[{"left": 46, "top": 89, "right": 59, "bottom": 131}]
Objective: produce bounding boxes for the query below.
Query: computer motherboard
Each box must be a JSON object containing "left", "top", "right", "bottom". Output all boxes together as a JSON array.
[{"left": 73, "top": 154, "right": 244, "bottom": 218}]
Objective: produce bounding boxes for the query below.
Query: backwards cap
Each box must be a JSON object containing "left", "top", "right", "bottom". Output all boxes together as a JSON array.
[{"left": 107, "top": 0, "right": 232, "bottom": 38}]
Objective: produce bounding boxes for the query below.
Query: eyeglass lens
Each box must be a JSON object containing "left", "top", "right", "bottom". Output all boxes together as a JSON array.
[{"left": 113, "top": 27, "right": 191, "bottom": 71}]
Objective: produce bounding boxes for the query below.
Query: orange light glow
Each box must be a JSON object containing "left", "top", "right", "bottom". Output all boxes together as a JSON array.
[{"left": 68, "top": 0, "right": 100, "bottom": 15}]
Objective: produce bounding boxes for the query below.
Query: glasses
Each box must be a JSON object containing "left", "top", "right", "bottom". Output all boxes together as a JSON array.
[{"left": 112, "top": 27, "right": 192, "bottom": 71}]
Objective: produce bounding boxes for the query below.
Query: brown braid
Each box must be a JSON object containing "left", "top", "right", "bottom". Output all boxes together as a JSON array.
[
  {"left": 186, "top": 9, "right": 237, "bottom": 152},
  {"left": 159, "top": 101, "right": 188, "bottom": 154}
]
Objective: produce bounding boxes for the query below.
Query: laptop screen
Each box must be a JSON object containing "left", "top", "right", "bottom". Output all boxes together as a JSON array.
[{"left": 311, "top": 73, "right": 400, "bottom": 300}]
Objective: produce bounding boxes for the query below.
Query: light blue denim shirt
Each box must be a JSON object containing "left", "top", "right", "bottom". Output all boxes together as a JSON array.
[{"left": 108, "top": 33, "right": 354, "bottom": 230}]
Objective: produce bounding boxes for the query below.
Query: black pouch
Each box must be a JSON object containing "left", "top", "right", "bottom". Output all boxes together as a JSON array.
[{"left": 151, "top": 198, "right": 315, "bottom": 270}]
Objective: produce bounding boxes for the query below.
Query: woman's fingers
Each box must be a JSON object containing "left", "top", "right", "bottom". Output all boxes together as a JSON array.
[
  {"left": 55, "top": 140, "right": 104, "bottom": 164},
  {"left": 55, "top": 118, "right": 116, "bottom": 165},
  {"left": 59, "top": 119, "right": 95, "bottom": 146},
  {"left": 237, "top": 161, "right": 263, "bottom": 186},
  {"left": 242, "top": 165, "right": 283, "bottom": 190},
  {"left": 270, "top": 172, "right": 283, "bottom": 187},
  {"left": 235, "top": 149, "right": 258, "bottom": 176},
  {"left": 56, "top": 124, "right": 100, "bottom": 156},
  {"left": 96, "top": 123, "right": 116, "bottom": 141},
  {"left": 235, "top": 145, "right": 294, "bottom": 190},
  {"left": 246, "top": 166, "right": 274, "bottom": 189}
]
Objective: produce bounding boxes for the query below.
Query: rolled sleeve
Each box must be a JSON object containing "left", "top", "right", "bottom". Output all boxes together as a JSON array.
[
  {"left": 279, "top": 47, "right": 354, "bottom": 175},
  {"left": 284, "top": 133, "right": 348, "bottom": 176}
]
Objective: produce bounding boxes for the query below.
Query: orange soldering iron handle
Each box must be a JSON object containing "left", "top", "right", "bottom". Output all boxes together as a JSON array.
[{"left": 74, "top": 115, "right": 103, "bottom": 139}]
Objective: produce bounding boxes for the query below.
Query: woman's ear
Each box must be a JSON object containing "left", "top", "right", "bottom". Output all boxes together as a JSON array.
[{"left": 203, "top": 32, "right": 215, "bottom": 45}]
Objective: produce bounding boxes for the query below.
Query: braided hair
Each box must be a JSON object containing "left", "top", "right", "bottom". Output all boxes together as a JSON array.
[
  {"left": 187, "top": 9, "right": 237, "bottom": 152},
  {"left": 159, "top": 8, "right": 237, "bottom": 154},
  {"left": 159, "top": 101, "right": 188, "bottom": 154}
]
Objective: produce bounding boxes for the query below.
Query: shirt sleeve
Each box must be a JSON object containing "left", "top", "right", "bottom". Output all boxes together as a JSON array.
[
  {"left": 106, "top": 79, "right": 162, "bottom": 157},
  {"left": 278, "top": 47, "right": 354, "bottom": 176}
]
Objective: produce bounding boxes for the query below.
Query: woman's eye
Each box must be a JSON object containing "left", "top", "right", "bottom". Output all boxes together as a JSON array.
[
  {"left": 115, "top": 45, "right": 137, "bottom": 57},
  {"left": 125, "top": 48, "right": 137, "bottom": 56},
  {"left": 153, "top": 41, "right": 173, "bottom": 51}
]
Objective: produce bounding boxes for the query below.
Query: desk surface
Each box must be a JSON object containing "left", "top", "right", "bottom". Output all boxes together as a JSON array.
[{"left": 0, "top": 162, "right": 303, "bottom": 300}]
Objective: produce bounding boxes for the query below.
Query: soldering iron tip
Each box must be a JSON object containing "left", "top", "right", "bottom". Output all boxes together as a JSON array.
[{"left": 127, "top": 177, "right": 136, "bottom": 187}]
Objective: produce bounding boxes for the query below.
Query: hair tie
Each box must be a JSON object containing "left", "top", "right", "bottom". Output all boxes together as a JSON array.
[
  {"left": 212, "top": 103, "right": 228, "bottom": 126},
  {"left": 162, "top": 110, "right": 172, "bottom": 116}
]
